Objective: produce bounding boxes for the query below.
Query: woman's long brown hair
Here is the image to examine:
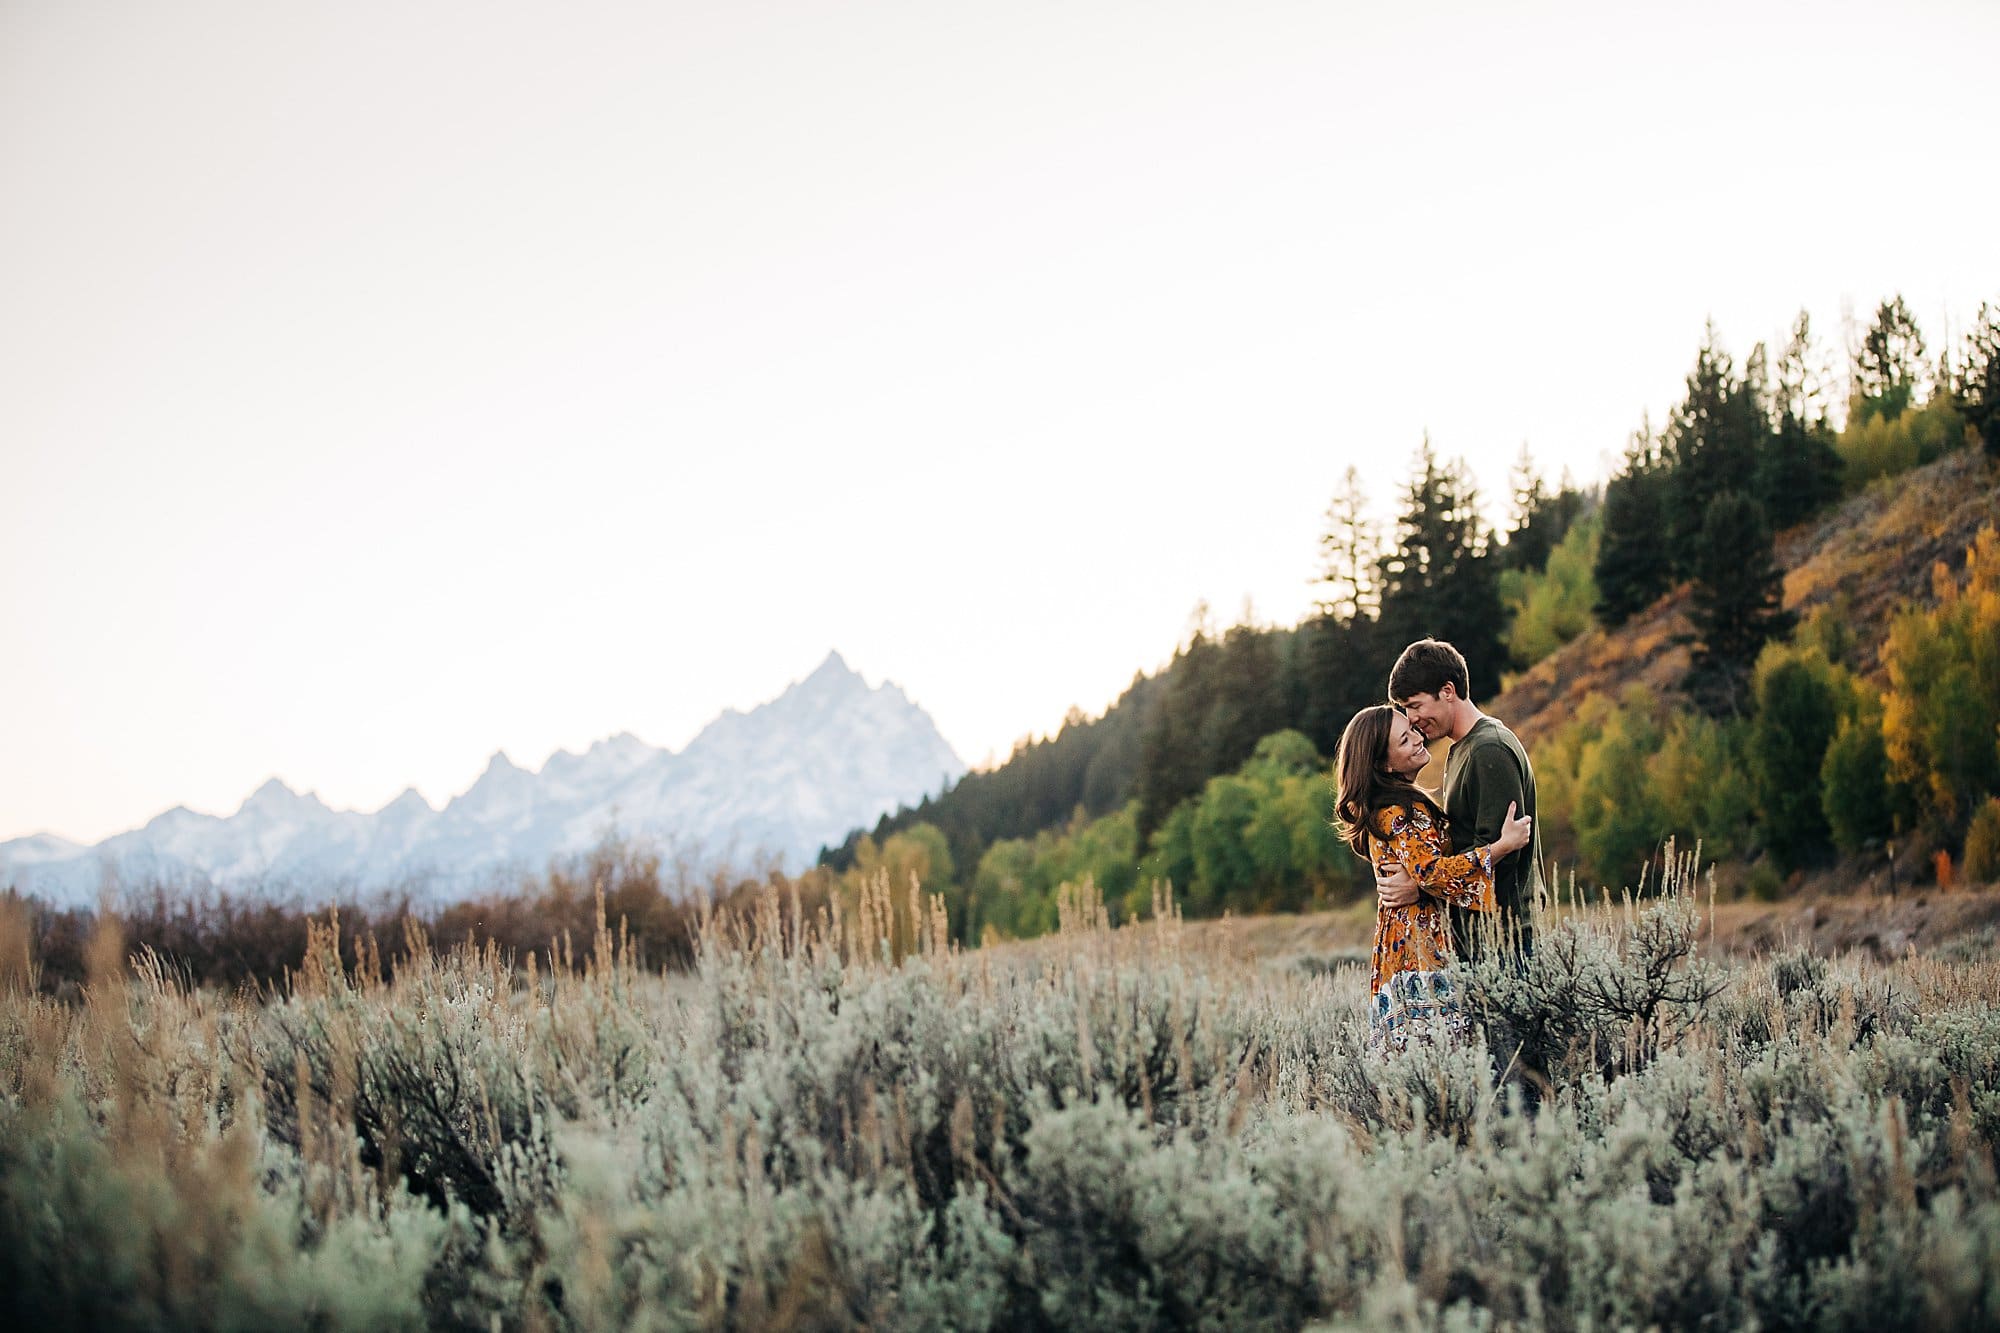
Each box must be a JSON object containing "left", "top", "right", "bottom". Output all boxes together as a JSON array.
[{"left": 1333, "top": 704, "right": 1441, "bottom": 858}]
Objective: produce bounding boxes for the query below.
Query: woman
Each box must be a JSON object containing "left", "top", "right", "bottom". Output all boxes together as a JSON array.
[{"left": 1334, "top": 704, "right": 1531, "bottom": 1051}]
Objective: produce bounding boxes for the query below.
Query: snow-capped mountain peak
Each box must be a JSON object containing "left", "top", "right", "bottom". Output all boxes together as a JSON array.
[
  {"left": 796, "top": 649, "right": 871, "bottom": 700},
  {"left": 808, "top": 648, "right": 856, "bottom": 680},
  {"left": 589, "top": 731, "right": 648, "bottom": 762},
  {"left": 0, "top": 832, "right": 83, "bottom": 865},
  {"left": 144, "top": 805, "right": 216, "bottom": 834},
  {"left": 541, "top": 732, "right": 656, "bottom": 793},
  {"left": 0, "top": 653, "right": 967, "bottom": 908},
  {"left": 376, "top": 787, "right": 434, "bottom": 818},
  {"left": 238, "top": 776, "right": 326, "bottom": 817}
]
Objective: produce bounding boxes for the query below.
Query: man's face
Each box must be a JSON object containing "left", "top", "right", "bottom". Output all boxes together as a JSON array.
[{"left": 1399, "top": 688, "right": 1454, "bottom": 743}]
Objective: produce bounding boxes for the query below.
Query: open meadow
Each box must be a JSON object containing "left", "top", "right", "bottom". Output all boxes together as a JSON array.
[
  {"left": 3, "top": 857, "right": 1999, "bottom": 1331},
  {"left": 9, "top": 6, "right": 2000, "bottom": 1330}
]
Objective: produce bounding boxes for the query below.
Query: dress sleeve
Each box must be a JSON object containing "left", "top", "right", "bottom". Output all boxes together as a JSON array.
[{"left": 1370, "top": 803, "right": 1495, "bottom": 911}]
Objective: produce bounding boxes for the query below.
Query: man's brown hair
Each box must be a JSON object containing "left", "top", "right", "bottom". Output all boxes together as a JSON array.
[{"left": 1387, "top": 638, "right": 1470, "bottom": 704}]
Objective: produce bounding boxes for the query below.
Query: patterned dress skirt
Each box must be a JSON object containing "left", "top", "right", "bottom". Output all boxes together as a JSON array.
[{"left": 1366, "top": 967, "right": 1471, "bottom": 1054}]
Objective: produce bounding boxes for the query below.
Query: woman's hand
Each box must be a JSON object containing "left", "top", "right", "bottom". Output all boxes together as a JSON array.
[{"left": 1492, "top": 801, "right": 1532, "bottom": 857}]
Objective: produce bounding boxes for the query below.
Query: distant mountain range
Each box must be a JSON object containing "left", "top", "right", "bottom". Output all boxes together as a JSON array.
[{"left": 0, "top": 652, "right": 965, "bottom": 908}]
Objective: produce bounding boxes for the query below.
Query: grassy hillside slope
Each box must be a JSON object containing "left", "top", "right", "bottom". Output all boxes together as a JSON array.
[{"left": 1491, "top": 447, "right": 1998, "bottom": 753}]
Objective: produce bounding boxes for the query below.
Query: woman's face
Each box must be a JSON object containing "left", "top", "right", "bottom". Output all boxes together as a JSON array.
[{"left": 1382, "top": 710, "right": 1431, "bottom": 779}]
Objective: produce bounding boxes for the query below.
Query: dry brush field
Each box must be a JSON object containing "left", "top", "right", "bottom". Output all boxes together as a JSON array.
[{"left": 3, "top": 859, "right": 1999, "bottom": 1331}]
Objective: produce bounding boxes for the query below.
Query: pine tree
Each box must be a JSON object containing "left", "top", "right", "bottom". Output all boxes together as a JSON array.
[
  {"left": 1502, "top": 446, "right": 1590, "bottom": 576},
  {"left": 1285, "top": 614, "right": 1382, "bottom": 758},
  {"left": 1756, "top": 310, "right": 1846, "bottom": 527},
  {"left": 1376, "top": 438, "right": 1505, "bottom": 699},
  {"left": 1137, "top": 610, "right": 1222, "bottom": 841},
  {"left": 1958, "top": 301, "right": 2000, "bottom": 458},
  {"left": 1593, "top": 425, "right": 1674, "bottom": 627},
  {"left": 1664, "top": 324, "right": 1768, "bottom": 565},
  {"left": 1208, "top": 616, "right": 1287, "bottom": 773},
  {"left": 1852, "top": 295, "right": 1927, "bottom": 425},
  {"left": 1315, "top": 465, "right": 1378, "bottom": 623},
  {"left": 1502, "top": 445, "right": 1550, "bottom": 571},
  {"left": 1079, "top": 673, "right": 1149, "bottom": 812},
  {"left": 1687, "top": 492, "right": 1793, "bottom": 713}
]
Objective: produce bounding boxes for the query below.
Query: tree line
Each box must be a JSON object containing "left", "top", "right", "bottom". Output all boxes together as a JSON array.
[{"left": 825, "top": 295, "right": 2000, "bottom": 941}]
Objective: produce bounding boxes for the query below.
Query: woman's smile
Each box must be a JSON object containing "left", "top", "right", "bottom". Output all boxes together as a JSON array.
[{"left": 1386, "top": 713, "right": 1430, "bottom": 777}]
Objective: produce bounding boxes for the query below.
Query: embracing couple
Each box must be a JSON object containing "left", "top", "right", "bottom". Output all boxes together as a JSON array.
[{"left": 1334, "top": 638, "right": 1542, "bottom": 1053}]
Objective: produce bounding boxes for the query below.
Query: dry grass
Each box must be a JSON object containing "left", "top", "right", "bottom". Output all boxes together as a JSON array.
[{"left": 1179, "top": 880, "right": 2000, "bottom": 977}]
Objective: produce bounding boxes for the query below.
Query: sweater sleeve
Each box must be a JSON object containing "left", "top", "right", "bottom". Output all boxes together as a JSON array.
[
  {"left": 1370, "top": 804, "right": 1495, "bottom": 911},
  {"left": 1464, "top": 739, "right": 1529, "bottom": 855}
]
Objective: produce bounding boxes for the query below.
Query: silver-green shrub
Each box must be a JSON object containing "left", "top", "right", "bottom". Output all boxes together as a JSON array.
[{"left": 2, "top": 873, "right": 1997, "bottom": 1330}]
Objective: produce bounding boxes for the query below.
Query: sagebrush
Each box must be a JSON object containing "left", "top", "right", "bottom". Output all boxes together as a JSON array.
[{"left": 2, "top": 863, "right": 1997, "bottom": 1331}]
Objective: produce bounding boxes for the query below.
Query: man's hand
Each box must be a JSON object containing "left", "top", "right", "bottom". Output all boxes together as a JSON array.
[{"left": 1375, "top": 862, "right": 1419, "bottom": 909}]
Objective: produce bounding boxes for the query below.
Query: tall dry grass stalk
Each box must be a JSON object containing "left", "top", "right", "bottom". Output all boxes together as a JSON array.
[{"left": 0, "top": 894, "right": 37, "bottom": 997}]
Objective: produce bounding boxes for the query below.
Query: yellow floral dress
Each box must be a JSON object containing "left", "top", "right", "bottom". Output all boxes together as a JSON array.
[{"left": 1366, "top": 799, "right": 1495, "bottom": 1050}]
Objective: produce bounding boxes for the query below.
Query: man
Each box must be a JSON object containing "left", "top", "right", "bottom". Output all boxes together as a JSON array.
[{"left": 1387, "top": 638, "right": 1541, "bottom": 959}]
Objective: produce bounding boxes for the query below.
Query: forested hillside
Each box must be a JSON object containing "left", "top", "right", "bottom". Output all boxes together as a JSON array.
[{"left": 825, "top": 297, "right": 2000, "bottom": 944}]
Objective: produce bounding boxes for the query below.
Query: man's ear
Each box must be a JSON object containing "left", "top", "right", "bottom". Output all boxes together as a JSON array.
[{"left": 1438, "top": 682, "right": 1459, "bottom": 703}]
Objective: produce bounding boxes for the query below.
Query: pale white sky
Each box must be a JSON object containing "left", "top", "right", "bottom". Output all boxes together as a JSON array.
[{"left": 4, "top": 0, "right": 1997, "bottom": 844}]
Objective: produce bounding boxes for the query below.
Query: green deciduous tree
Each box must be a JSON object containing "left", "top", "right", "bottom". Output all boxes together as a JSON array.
[
  {"left": 1537, "top": 688, "right": 1757, "bottom": 890},
  {"left": 1965, "top": 797, "right": 2000, "bottom": 883},
  {"left": 1143, "top": 730, "right": 1352, "bottom": 916},
  {"left": 824, "top": 666, "right": 1168, "bottom": 885},
  {"left": 969, "top": 805, "right": 1142, "bottom": 942},
  {"left": 1650, "top": 710, "right": 1759, "bottom": 866},
  {"left": 1836, "top": 394, "right": 1966, "bottom": 486},
  {"left": 1188, "top": 776, "right": 1259, "bottom": 917},
  {"left": 970, "top": 837, "right": 1045, "bottom": 940},
  {"left": 1881, "top": 526, "right": 2000, "bottom": 830},
  {"left": 1563, "top": 693, "right": 1668, "bottom": 889},
  {"left": 1502, "top": 510, "right": 1601, "bottom": 667},
  {"left": 1750, "top": 644, "right": 1846, "bottom": 869},
  {"left": 1821, "top": 701, "right": 1901, "bottom": 857},
  {"left": 1145, "top": 802, "right": 1198, "bottom": 913}
]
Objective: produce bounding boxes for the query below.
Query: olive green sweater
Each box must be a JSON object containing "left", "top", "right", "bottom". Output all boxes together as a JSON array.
[{"left": 1441, "top": 715, "right": 1542, "bottom": 959}]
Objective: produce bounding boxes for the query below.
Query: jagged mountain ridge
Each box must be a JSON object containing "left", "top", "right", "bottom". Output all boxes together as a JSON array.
[{"left": 0, "top": 652, "right": 965, "bottom": 907}]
